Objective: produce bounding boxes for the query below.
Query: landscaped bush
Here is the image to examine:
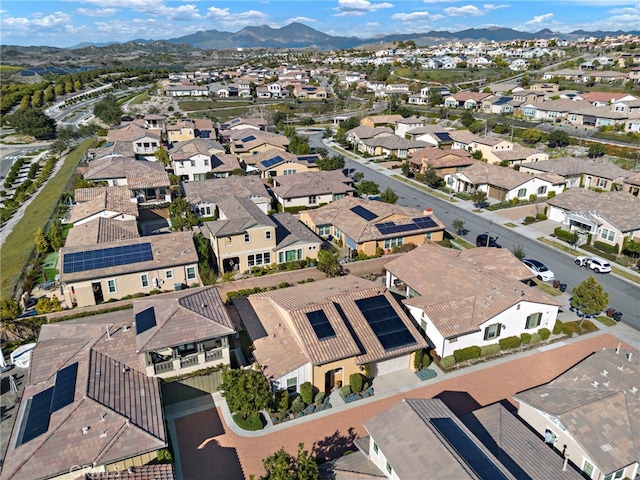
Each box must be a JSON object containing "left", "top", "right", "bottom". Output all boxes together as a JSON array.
[
  {"left": 536, "top": 213, "right": 547, "bottom": 220},
  {"left": 547, "top": 191, "right": 556, "bottom": 199},
  {"left": 538, "top": 328, "right": 551, "bottom": 340},
  {"left": 413, "top": 349, "right": 424, "bottom": 370},
  {"left": 593, "top": 241, "right": 616, "bottom": 254},
  {"left": 480, "top": 343, "right": 501, "bottom": 357},
  {"left": 553, "top": 320, "right": 563, "bottom": 335},
  {"left": 520, "top": 332, "right": 532, "bottom": 345},
  {"left": 314, "top": 391, "right": 326, "bottom": 406},
  {"left": 232, "top": 412, "right": 264, "bottom": 431},
  {"left": 453, "top": 345, "right": 481, "bottom": 363},
  {"left": 300, "top": 381, "right": 314, "bottom": 405},
  {"left": 291, "top": 395, "right": 305, "bottom": 414},
  {"left": 349, "top": 373, "right": 364, "bottom": 394},
  {"left": 340, "top": 384, "right": 352, "bottom": 398},
  {"left": 562, "top": 322, "right": 579, "bottom": 336},
  {"left": 553, "top": 227, "right": 574, "bottom": 243},
  {"left": 529, "top": 333, "right": 542, "bottom": 344},
  {"left": 523, "top": 216, "right": 536, "bottom": 225},
  {"left": 498, "top": 336, "right": 522, "bottom": 350},
  {"left": 440, "top": 355, "right": 456, "bottom": 368}
]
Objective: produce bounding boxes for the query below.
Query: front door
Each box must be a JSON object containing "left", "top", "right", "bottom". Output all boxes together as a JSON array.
[
  {"left": 92, "top": 282, "right": 104, "bottom": 304},
  {"left": 324, "top": 368, "right": 342, "bottom": 392}
]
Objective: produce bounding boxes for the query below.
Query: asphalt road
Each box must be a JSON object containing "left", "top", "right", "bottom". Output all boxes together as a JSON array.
[{"left": 304, "top": 132, "right": 640, "bottom": 332}]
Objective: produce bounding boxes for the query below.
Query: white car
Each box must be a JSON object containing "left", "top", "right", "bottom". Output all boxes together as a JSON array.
[
  {"left": 522, "top": 258, "right": 555, "bottom": 281},
  {"left": 575, "top": 256, "right": 612, "bottom": 274}
]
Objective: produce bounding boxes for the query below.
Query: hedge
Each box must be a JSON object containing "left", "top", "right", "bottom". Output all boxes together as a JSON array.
[
  {"left": 440, "top": 355, "right": 456, "bottom": 368},
  {"left": 538, "top": 328, "right": 551, "bottom": 340},
  {"left": 529, "top": 333, "right": 542, "bottom": 344},
  {"left": 453, "top": 345, "right": 481, "bottom": 363},
  {"left": 480, "top": 343, "right": 501, "bottom": 357},
  {"left": 499, "top": 336, "right": 522, "bottom": 350},
  {"left": 232, "top": 412, "right": 264, "bottom": 431},
  {"left": 553, "top": 227, "right": 574, "bottom": 243},
  {"left": 593, "top": 241, "right": 617, "bottom": 254},
  {"left": 520, "top": 332, "right": 532, "bottom": 345},
  {"left": 349, "top": 373, "right": 364, "bottom": 394},
  {"left": 300, "top": 381, "right": 314, "bottom": 405},
  {"left": 553, "top": 320, "right": 563, "bottom": 335}
]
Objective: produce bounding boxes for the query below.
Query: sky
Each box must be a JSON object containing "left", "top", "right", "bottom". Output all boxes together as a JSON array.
[{"left": 1, "top": 0, "right": 640, "bottom": 48}]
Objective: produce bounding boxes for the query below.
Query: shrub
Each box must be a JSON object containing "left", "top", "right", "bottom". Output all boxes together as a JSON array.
[
  {"left": 422, "top": 352, "right": 431, "bottom": 368},
  {"left": 529, "top": 194, "right": 536, "bottom": 202},
  {"left": 524, "top": 216, "right": 536, "bottom": 224},
  {"left": 538, "top": 328, "right": 551, "bottom": 340},
  {"left": 363, "top": 363, "right": 372, "bottom": 377},
  {"left": 562, "top": 322, "right": 579, "bottom": 336},
  {"left": 536, "top": 213, "right": 547, "bottom": 220},
  {"left": 440, "top": 355, "right": 456, "bottom": 368},
  {"left": 157, "top": 448, "right": 173, "bottom": 463},
  {"left": 349, "top": 373, "right": 364, "bottom": 394},
  {"left": 340, "top": 384, "right": 352, "bottom": 398},
  {"left": 232, "top": 412, "right": 264, "bottom": 431},
  {"left": 547, "top": 191, "right": 556, "bottom": 199},
  {"left": 593, "top": 241, "right": 616, "bottom": 254},
  {"left": 453, "top": 346, "right": 481, "bottom": 363},
  {"left": 499, "top": 336, "right": 522, "bottom": 350},
  {"left": 553, "top": 320, "right": 563, "bottom": 335},
  {"left": 479, "top": 343, "right": 501, "bottom": 357},
  {"left": 413, "top": 349, "right": 424, "bottom": 370},
  {"left": 521, "top": 332, "right": 532, "bottom": 345},
  {"left": 529, "top": 333, "right": 542, "bottom": 344},
  {"left": 553, "top": 227, "right": 574, "bottom": 243},
  {"left": 314, "top": 391, "right": 326, "bottom": 406},
  {"left": 275, "top": 389, "right": 289, "bottom": 413},
  {"left": 291, "top": 395, "right": 305, "bottom": 414},
  {"left": 300, "top": 381, "right": 314, "bottom": 405}
]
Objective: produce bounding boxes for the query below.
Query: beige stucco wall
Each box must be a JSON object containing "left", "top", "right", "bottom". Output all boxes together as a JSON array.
[
  {"left": 312, "top": 357, "right": 361, "bottom": 392},
  {"left": 210, "top": 225, "right": 276, "bottom": 273}
]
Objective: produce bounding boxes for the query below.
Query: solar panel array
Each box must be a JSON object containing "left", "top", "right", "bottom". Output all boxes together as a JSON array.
[
  {"left": 16, "top": 362, "right": 79, "bottom": 446},
  {"left": 297, "top": 155, "right": 318, "bottom": 163},
  {"left": 375, "top": 216, "right": 438, "bottom": 236},
  {"left": 430, "top": 418, "right": 510, "bottom": 480},
  {"left": 306, "top": 310, "right": 337, "bottom": 341},
  {"left": 355, "top": 296, "right": 417, "bottom": 351},
  {"left": 135, "top": 307, "right": 157, "bottom": 335},
  {"left": 260, "top": 155, "right": 284, "bottom": 168},
  {"left": 350, "top": 205, "right": 378, "bottom": 221},
  {"left": 63, "top": 243, "right": 153, "bottom": 273},
  {"left": 241, "top": 135, "right": 256, "bottom": 142}
]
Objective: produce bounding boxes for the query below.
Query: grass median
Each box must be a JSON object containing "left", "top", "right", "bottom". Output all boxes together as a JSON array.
[{"left": 1, "top": 139, "right": 92, "bottom": 300}]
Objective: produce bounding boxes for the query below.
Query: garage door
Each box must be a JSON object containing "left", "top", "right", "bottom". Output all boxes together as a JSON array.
[{"left": 374, "top": 355, "right": 409, "bottom": 376}]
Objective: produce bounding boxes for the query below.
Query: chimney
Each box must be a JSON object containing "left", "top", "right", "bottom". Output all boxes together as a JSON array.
[{"left": 423, "top": 208, "right": 433, "bottom": 215}]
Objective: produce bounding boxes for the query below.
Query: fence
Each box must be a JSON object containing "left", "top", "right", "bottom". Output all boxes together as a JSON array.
[{"left": 161, "top": 371, "right": 223, "bottom": 405}]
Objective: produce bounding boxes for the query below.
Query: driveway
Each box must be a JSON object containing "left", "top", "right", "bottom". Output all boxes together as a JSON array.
[{"left": 173, "top": 332, "right": 623, "bottom": 480}]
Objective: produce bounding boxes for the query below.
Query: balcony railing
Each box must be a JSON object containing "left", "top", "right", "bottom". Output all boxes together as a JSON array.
[
  {"left": 205, "top": 348, "right": 223, "bottom": 362},
  {"left": 180, "top": 353, "right": 199, "bottom": 367},
  {"left": 154, "top": 359, "right": 175, "bottom": 374}
]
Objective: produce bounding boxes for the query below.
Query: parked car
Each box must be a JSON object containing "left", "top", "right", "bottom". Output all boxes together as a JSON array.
[
  {"left": 476, "top": 234, "right": 501, "bottom": 248},
  {"left": 522, "top": 258, "right": 555, "bottom": 281},
  {"left": 574, "top": 256, "right": 611, "bottom": 273}
]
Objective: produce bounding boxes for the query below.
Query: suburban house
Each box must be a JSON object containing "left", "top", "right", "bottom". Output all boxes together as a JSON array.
[
  {"left": 271, "top": 170, "right": 355, "bottom": 210},
  {"left": 357, "top": 135, "right": 429, "bottom": 159},
  {"left": 546, "top": 189, "right": 640, "bottom": 246},
  {"left": 166, "top": 119, "right": 196, "bottom": 144},
  {"left": 169, "top": 138, "right": 227, "bottom": 181},
  {"left": 450, "top": 131, "right": 549, "bottom": 165},
  {"left": 360, "top": 114, "right": 404, "bottom": 128},
  {"left": 299, "top": 196, "right": 446, "bottom": 257},
  {"left": 407, "top": 147, "right": 476, "bottom": 176},
  {"left": 394, "top": 116, "right": 425, "bottom": 137},
  {"left": 522, "top": 99, "right": 592, "bottom": 122},
  {"left": 64, "top": 216, "right": 140, "bottom": 248},
  {"left": 519, "top": 157, "right": 633, "bottom": 190},
  {"left": 217, "top": 117, "right": 267, "bottom": 143},
  {"left": 200, "top": 197, "right": 322, "bottom": 274},
  {"left": 404, "top": 125, "right": 455, "bottom": 148},
  {"left": 514, "top": 346, "right": 640, "bottom": 480},
  {"left": 143, "top": 114, "right": 167, "bottom": 131},
  {"left": 164, "top": 83, "right": 209, "bottom": 97},
  {"left": 60, "top": 232, "right": 200, "bottom": 307},
  {"left": 228, "top": 129, "right": 289, "bottom": 159},
  {"left": 346, "top": 125, "right": 395, "bottom": 151},
  {"left": 133, "top": 287, "right": 236, "bottom": 378},
  {"left": 293, "top": 85, "right": 327, "bottom": 98},
  {"left": 83, "top": 157, "right": 167, "bottom": 187},
  {"left": 443, "top": 92, "right": 492, "bottom": 109},
  {"left": 182, "top": 175, "right": 272, "bottom": 219},
  {"left": 624, "top": 173, "right": 640, "bottom": 197},
  {"left": 327, "top": 398, "right": 584, "bottom": 480},
  {"left": 481, "top": 95, "right": 519, "bottom": 115},
  {"left": 106, "top": 125, "right": 161, "bottom": 160},
  {"left": 70, "top": 186, "right": 139, "bottom": 226},
  {"left": 245, "top": 149, "right": 320, "bottom": 178},
  {"left": 0, "top": 312, "right": 168, "bottom": 480},
  {"left": 567, "top": 105, "right": 630, "bottom": 129},
  {"left": 87, "top": 141, "right": 136, "bottom": 162},
  {"left": 445, "top": 162, "right": 566, "bottom": 202},
  {"left": 384, "top": 243, "right": 561, "bottom": 358},
  {"left": 234, "top": 275, "right": 428, "bottom": 394}
]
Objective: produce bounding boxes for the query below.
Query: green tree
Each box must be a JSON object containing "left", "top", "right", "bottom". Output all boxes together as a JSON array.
[
  {"left": 316, "top": 155, "right": 344, "bottom": 171},
  {"left": 548, "top": 130, "right": 570, "bottom": 148},
  {"left": 221, "top": 366, "right": 271, "bottom": 419},
  {"left": 452, "top": 219, "right": 465, "bottom": 235},
  {"left": 588, "top": 143, "right": 606, "bottom": 158},
  {"left": 471, "top": 190, "right": 488, "bottom": 207},
  {"left": 571, "top": 277, "right": 609, "bottom": 325},
  {"left": 260, "top": 443, "right": 319, "bottom": 480},
  {"left": 169, "top": 197, "right": 197, "bottom": 231},
  {"left": 154, "top": 145, "right": 171, "bottom": 166},
  {"left": 1, "top": 297, "right": 22, "bottom": 321},
  {"left": 7, "top": 108, "right": 56, "bottom": 139},
  {"left": 356, "top": 180, "right": 379, "bottom": 197},
  {"left": 380, "top": 188, "right": 398, "bottom": 204},
  {"left": 47, "top": 219, "right": 64, "bottom": 251},
  {"left": 521, "top": 128, "right": 543, "bottom": 145},
  {"left": 401, "top": 161, "right": 411, "bottom": 177},
  {"left": 511, "top": 244, "right": 526, "bottom": 260},
  {"left": 93, "top": 94, "right": 123, "bottom": 125},
  {"left": 421, "top": 166, "right": 443, "bottom": 188},
  {"left": 35, "top": 228, "right": 49, "bottom": 256},
  {"left": 316, "top": 249, "right": 341, "bottom": 277},
  {"left": 460, "top": 110, "right": 475, "bottom": 128},
  {"left": 471, "top": 150, "right": 484, "bottom": 161}
]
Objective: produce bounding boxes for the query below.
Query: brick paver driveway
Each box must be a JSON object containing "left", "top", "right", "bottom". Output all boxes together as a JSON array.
[{"left": 174, "top": 333, "right": 622, "bottom": 480}]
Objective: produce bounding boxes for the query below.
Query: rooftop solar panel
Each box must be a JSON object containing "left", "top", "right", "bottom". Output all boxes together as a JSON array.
[
  {"left": 63, "top": 243, "right": 153, "bottom": 274},
  {"left": 135, "top": 307, "right": 157, "bottom": 335},
  {"left": 431, "top": 418, "right": 510, "bottom": 480},
  {"left": 350, "top": 205, "right": 377, "bottom": 222},
  {"left": 16, "top": 388, "right": 54, "bottom": 446},
  {"left": 241, "top": 135, "right": 256, "bottom": 142},
  {"left": 355, "top": 296, "right": 417, "bottom": 351},
  {"left": 50, "top": 362, "right": 78, "bottom": 413},
  {"left": 260, "top": 156, "right": 283, "bottom": 168},
  {"left": 412, "top": 216, "right": 438, "bottom": 229},
  {"left": 297, "top": 155, "right": 318, "bottom": 162},
  {"left": 306, "top": 310, "right": 337, "bottom": 341}
]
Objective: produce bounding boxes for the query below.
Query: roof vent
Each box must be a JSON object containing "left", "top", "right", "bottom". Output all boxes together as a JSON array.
[
  {"left": 201, "top": 304, "right": 207, "bottom": 308},
  {"left": 82, "top": 426, "right": 90, "bottom": 435},
  {"left": 630, "top": 387, "right": 638, "bottom": 394},
  {"left": 122, "top": 325, "right": 130, "bottom": 332},
  {"left": 100, "top": 430, "right": 107, "bottom": 438},
  {"left": 271, "top": 333, "right": 276, "bottom": 338},
  {"left": 573, "top": 376, "right": 578, "bottom": 381},
  {"left": 627, "top": 353, "right": 633, "bottom": 362},
  {"left": 95, "top": 370, "right": 101, "bottom": 376},
  {"left": 101, "top": 413, "right": 107, "bottom": 422},
  {"left": 591, "top": 380, "right": 599, "bottom": 388},
  {"left": 539, "top": 393, "right": 549, "bottom": 397},
  {"left": 601, "top": 370, "right": 609, "bottom": 377},
  {"left": 603, "top": 381, "right": 610, "bottom": 387},
  {"left": 600, "top": 443, "right": 613, "bottom": 452},
  {"left": 618, "top": 364, "right": 625, "bottom": 371}
]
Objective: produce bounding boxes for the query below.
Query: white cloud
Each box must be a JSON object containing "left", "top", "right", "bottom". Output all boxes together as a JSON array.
[
  {"left": 483, "top": 4, "right": 510, "bottom": 11},
  {"left": 444, "top": 5, "right": 485, "bottom": 17},
  {"left": 334, "top": 0, "right": 394, "bottom": 17},
  {"left": 75, "top": 8, "right": 117, "bottom": 17},
  {"left": 392, "top": 11, "right": 444, "bottom": 22},
  {"left": 204, "top": 7, "right": 270, "bottom": 28},
  {"left": 2, "top": 11, "right": 73, "bottom": 30},
  {"left": 286, "top": 16, "right": 316, "bottom": 24}
]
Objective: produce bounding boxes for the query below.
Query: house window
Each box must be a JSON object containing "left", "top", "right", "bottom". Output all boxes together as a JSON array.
[
  {"left": 244, "top": 232, "right": 251, "bottom": 243},
  {"left": 204, "top": 158, "right": 210, "bottom": 166},
  {"left": 373, "top": 442, "right": 379, "bottom": 454},
  {"left": 604, "top": 469, "right": 624, "bottom": 480},
  {"left": 309, "top": 195, "right": 318, "bottom": 204},
  {"left": 334, "top": 228, "right": 343, "bottom": 240},
  {"left": 190, "top": 160, "right": 196, "bottom": 167},
  {"left": 333, "top": 193, "right": 345, "bottom": 201},
  {"left": 165, "top": 270, "right": 174, "bottom": 279},
  {"left": 600, "top": 228, "right": 615, "bottom": 242},
  {"left": 178, "top": 342, "right": 197, "bottom": 355},
  {"left": 517, "top": 188, "right": 527, "bottom": 198},
  {"left": 278, "top": 249, "right": 303, "bottom": 263},
  {"left": 484, "top": 323, "right": 501, "bottom": 340},
  {"left": 107, "top": 279, "right": 117, "bottom": 294},
  {"left": 141, "top": 274, "right": 150, "bottom": 288},
  {"left": 597, "top": 178, "right": 607, "bottom": 188},
  {"left": 537, "top": 185, "right": 547, "bottom": 195},
  {"left": 283, "top": 169, "right": 296, "bottom": 175},
  {"left": 248, "top": 253, "right": 271, "bottom": 267},
  {"left": 583, "top": 461, "right": 594, "bottom": 478},
  {"left": 286, "top": 377, "right": 297, "bottom": 393},
  {"left": 384, "top": 237, "right": 403, "bottom": 249},
  {"left": 186, "top": 266, "right": 196, "bottom": 280},
  {"left": 526, "top": 312, "right": 541, "bottom": 329},
  {"left": 386, "top": 461, "right": 392, "bottom": 474},
  {"left": 265, "top": 231, "right": 272, "bottom": 240},
  {"left": 317, "top": 225, "right": 331, "bottom": 236}
]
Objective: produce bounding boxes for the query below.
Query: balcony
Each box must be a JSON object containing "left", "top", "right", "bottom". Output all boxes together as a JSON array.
[
  {"left": 180, "top": 353, "right": 200, "bottom": 368},
  {"left": 154, "top": 359, "right": 175, "bottom": 374},
  {"left": 205, "top": 348, "right": 223, "bottom": 362}
]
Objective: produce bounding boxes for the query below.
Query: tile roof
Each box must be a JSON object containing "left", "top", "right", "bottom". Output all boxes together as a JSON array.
[
  {"left": 301, "top": 196, "right": 445, "bottom": 244},
  {"left": 84, "top": 157, "right": 165, "bottom": 182},
  {"left": 361, "top": 114, "right": 404, "bottom": 125},
  {"left": 271, "top": 170, "right": 354, "bottom": 198},
  {"left": 580, "top": 91, "right": 636, "bottom": 103},
  {"left": 493, "top": 143, "right": 547, "bottom": 162},
  {"left": 514, "top": 347, "right": 640, "bottom": 475},
  {"left": 546, "top": 189, "right": 640, "bottom": 233},
  {"left": 91, "top": 142, "right": 136, "bottom": 160},
  {"left": 457, "top": 162, "right": 564, "bottom": 190},
  {"left": 271, "top": 212, "right": 323, "bottom": 250},
  {"left": 71, "top": 187, "right": 139, "bottom": 223},
  {"left": 81, "top": 464, "right": 174, "bottom": 480},
  {"left": 106, "top": 125, "right": 161, "bottom": 143},
  {"left": 625, "top": 172, "right": 640, "bottom": 187},
  {"left": 451, "top": 92, "right": 492, "bottom": 102},
  {"left": 385, "top": 243, "right": 561, "bottom": 338},
  {"left": 0, "top": 311, "right": 165, "bottom": 480},
  {"left": 229, "top": 128, "right": 289, "bottom": 153},
  {"left": 182, "top": 175, "right": 270, "bottom": 205},
  {"left": 247, "top": 276, "right": 427, "bottom": 378},
  {"left": 211, "top": 153, "right": 241, "bottom": 173},
  {"left": 535, "top": 99, "right": 592, "bottom": 113},
  {"left": 168, "top": 138, "right": 225, "bottom": 160},
  {"left": 364, "top": 398, "right": 515, "bottom": 479},
  {"left": 202, "top": 196, "right": 276, "bottom": 237},
  {"left": 133, "top": 286, "right": 235, "bottom": 353},
  {"left": 60, "top": 231, "right": 198, "bottom": 283},
  {"left": 360, "top": 135, "right": 428, "bottom": 151},
  {"left": 64, "top": 217, "right": 140, "bottom": 248},
  {"left": 521, "top": 157, "right": 632, "bottom": 180},
  {"left": 126, "top": 171, "right": 171, "bottom": 190},
  {"left": 247, "top": 148, "right": 299, "bottom": 168},
  {"left": 409, "top": 147, "right": 475, "bottom": 169},
  {"left": 346, "top": 126, "right": 394, "bottom": 141}
]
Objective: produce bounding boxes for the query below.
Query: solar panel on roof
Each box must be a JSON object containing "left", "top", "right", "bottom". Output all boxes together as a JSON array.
[
  {"left": 16, "top": 388, "right": 54, "bottom": 446},
  {"left": 135, "top": 307, "right": 157, "bottom": 335},
  {"left": 241, "top": 135, "right": 256, "bottom": 142},
  {"left": 431, "top": 418, "right": 510, "bottom": 480},
  {"left": 50, "top": 362, "right": 78, "bottom": 413},
  {"left": 412, "top": 216, "right": 438, "bottom": 229},
  {"left": 297, "top": 155, "right": 317, "bottom": 162},
  {"left": 355, "top": 296, "right": 417, "bottom": 351},
  {"left": 63, "top": 243, "right": 153, "bottom": 274},
  {"left": 260, "top": 156, "right": 283, "bottom": 168},
  {"left": 350, "top": 205, "right": 377, "bottom": 221},
  {"left": 307, "top": 310, "right": 337, "bottom": 341}
]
